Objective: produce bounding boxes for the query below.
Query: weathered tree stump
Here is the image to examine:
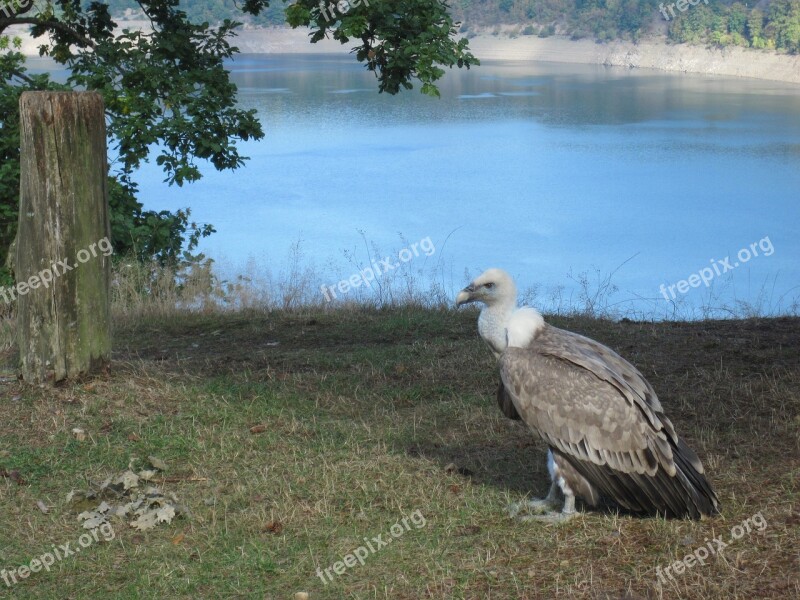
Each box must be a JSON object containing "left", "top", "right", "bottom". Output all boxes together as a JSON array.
[{"left": 15, "top": 91, "right": 111, "bottom": 384}]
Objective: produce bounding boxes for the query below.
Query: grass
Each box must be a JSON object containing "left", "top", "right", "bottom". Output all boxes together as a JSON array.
[{"left": 0, "top": 299, "right": 798, "bottom": 598}]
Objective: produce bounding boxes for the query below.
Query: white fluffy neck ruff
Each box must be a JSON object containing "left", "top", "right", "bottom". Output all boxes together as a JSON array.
[
  {"left": 478, "top": 300, "right": 544, "bottom": 356},
  {"left": 505, "top": 307, "right": 545, "bottom": 348}
]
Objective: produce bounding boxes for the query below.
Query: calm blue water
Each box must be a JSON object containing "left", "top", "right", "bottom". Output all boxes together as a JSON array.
[{"left": 129, "top": 55, "right": 800, "bottom": 316}]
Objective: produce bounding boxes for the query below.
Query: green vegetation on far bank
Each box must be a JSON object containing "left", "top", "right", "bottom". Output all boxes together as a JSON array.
[
  {"left": 454, "top": 0, "right": 800, "bottom": 53},
  {"left": 104, "top": 0, "right": 800, "bottom": 52}
]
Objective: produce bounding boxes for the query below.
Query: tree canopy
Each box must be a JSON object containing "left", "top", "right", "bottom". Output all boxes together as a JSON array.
[{"left": 0, "top": 0, "right": 477, "bottom": 280}]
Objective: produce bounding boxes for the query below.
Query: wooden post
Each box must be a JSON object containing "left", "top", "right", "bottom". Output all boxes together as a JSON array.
[{"left": 15, "top": 91, "right": 111, "bottom": 384}]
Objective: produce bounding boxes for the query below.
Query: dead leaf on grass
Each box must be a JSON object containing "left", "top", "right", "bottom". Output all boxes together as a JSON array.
[
  {"left": 148, "top": 456, "right": 168, "bottom": 471},
  {"left": 115, "top": 470, "right": 139, "bottom": 490},
  {"left": 263, "top": 520, "right": 283, "bottom": 535},
  {"left": 444, "top": 463, "right": 473, "bottom": 477},
  {"left": 138, "top": 469, "right": 158, "bottom": 481},
  {"left": 79, "top": 511, "right": 108, "bottom": 529},
  {"left": 131, "top": 504, "right": 174, "bottom": 528},
  {"left": 0, "top": 469, "right": 25, "bottom": 485},
  {"left": 71, "top": 460, "right": 186, "bottom": 532}
]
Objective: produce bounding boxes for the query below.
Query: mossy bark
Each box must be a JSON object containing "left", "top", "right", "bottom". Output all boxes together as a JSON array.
[{"left": 16, "top": 92, "right": 111, "bottom": 384}]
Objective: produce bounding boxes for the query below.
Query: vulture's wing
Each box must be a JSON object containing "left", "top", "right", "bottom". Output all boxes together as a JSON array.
[
  {"left": 500, "top": 324, "right": 720, "bottom": 518},
  {"left": 497, "top": 381, "right": 522, "bottom": 420}
]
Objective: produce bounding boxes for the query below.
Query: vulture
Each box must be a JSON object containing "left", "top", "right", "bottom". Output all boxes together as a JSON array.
[{"left": 456, "top": 268, "right": 720, "bottom": 521}]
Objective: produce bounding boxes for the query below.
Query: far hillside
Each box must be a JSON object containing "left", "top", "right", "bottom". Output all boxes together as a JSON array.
[
  {"left": 451, "top": 0, "right": 798, "bottom": 52},
  {"left": 104, "top": 0, "right": 800, "bottom": 52}
]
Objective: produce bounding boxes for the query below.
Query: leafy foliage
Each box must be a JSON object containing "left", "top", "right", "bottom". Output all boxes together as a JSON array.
[
  {"left": 665, "top": 0, "right": 800, "bottom": 50},
  {"left": 0, "top": 0, "right": 476, "bottom": 281},
  {"left": 448, "top": 0, "right": 661, "bottom": 40},
  {"left": 108, "top": 177, "right": 215, "bottom": 265},
  {"left": 104, "top": 0, "right": 288, "bottom": 26},
  {"left": 285, "top": 0, "right": 477, "bottom": 96}
]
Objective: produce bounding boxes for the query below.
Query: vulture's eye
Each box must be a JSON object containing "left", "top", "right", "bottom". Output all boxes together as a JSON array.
[{"left": 484, "top": 282, "right": 495, "bottom": 289}]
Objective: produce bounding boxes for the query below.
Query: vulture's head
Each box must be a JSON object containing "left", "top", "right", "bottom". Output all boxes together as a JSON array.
[{"left": 456, "top": 268, "right": 517, "bottom": 309}]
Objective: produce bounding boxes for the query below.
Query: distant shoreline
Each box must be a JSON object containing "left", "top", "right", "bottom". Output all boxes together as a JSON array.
[
  {"left": 462, "top": 33, "right": 800, "bottom": 85},
  {"left": 10, "top": 24, "right": 800, "bottom": 85}
]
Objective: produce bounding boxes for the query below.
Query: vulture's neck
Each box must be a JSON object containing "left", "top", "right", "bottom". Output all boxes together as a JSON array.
[{"left": 478, "top": 298, "right": 517, "bottom": 358}]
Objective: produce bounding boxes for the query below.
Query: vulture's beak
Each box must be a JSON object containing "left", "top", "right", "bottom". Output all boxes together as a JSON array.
[{"left": 456, "top": 284, "right": 476, "bottom": 307}]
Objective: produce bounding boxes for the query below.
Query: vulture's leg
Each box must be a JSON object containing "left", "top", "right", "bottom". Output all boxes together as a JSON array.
[
  {"left": 507, "top": 451, "right": 562, "bottom": 518},
  {"left": 520, "top": 481, "right": 577, "bottom": 523},
  {"left": 507, "top": 480, "right": 560, "bottom": 518},
  {"left": 509, "top": 450, "right": 584, "bottom": 522},
  {"left": 523, "top": 452, "right": 584, "bottom": 522}
]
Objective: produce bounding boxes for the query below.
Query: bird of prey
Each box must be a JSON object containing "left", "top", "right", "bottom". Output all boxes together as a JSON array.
[{"left": 456, "top": 268, "right": 720, "bottom": 521}]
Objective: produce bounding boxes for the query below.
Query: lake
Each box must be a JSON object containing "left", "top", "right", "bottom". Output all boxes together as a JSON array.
[{"left": 126, "top": 54, "right": 800, "bottom": 317}]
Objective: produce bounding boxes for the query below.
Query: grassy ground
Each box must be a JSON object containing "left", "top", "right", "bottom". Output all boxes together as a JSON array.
[{"left": 0, "top": 307, "right": 798, "bottom": 599}]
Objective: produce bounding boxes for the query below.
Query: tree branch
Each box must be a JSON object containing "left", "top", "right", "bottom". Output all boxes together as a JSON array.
[
  {"left": 0, "top": 17, "right": 96, "bottom": 49},
  {"left": 134, "top": 1, "right": 159, "bottom": 33},
  {"left": 9, "top": 67, "right": 37, "bottom": 86}
]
